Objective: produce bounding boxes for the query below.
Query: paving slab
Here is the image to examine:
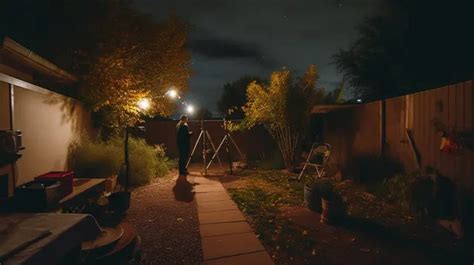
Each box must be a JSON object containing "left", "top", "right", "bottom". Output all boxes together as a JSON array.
[
  {"left": 197, "top": 200, "right": 239, "bottom": 212},
  {"left": 193, "top": 177, "right": 221, "bottom": 185},
  {"left": 195, "top": 192, "right": 230, "bottom": 203},
  {"left": 199, "top": 209, "right": 246, "bottom": 224},
  {"left": 201, "top": 232, "right": 265, "bottom": 260},
  {"left": 195, "top": 185, "right": 226, "bottom": 193},
  {"left": 194, "top": 172, "right": 274, "bottom": 264},
  {"left": 203, "top": 251, "right": 274, "bottom": 265},
  {"left": 200, "top": 221, "right": 253, "bottom": 237}
]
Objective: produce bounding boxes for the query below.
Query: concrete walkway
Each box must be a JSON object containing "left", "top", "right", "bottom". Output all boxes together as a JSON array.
[{"left": 190, "top": 174, "right": 274, "bottom": 265}]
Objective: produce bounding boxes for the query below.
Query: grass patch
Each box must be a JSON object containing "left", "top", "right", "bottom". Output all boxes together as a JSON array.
[
  {"left": 228, "top": 186, "right": 317, "bottom": 260},
  {"left": 227, "top": 169, "right": 417, "bottom": 253},
  {"left": 227, "top": 170, "right": 318, "bottom": 260}
]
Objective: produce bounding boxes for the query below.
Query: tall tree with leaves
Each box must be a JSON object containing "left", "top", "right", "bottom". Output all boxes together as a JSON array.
[
  {"left": 244, "top": 65, "right": 319, "bottom": 170},
  {"left": 0, "top": 0, "right": 191, "bottom": 132},
  {"left": 81, "top": 15, "right": 190, "bottom": 131},
  {"left": 217, "top": 76, "right": 262, "bottom": 119},
  {"left": 334, "top": 0, "right": 473, "bottom": 100}
]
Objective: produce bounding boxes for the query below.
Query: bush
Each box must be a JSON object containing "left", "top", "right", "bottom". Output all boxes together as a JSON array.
[
  {"left": 377, "top": 173, "right": 433, "bottom": 216},
  {"left": 70, "top": 135, "right": 122, "bottom": 178},
  {"left": 71, "top": 134, "right": 172, "bottom": 186},
  {"left": 109, "top": 137, "right": 172, "bottom": 186}
]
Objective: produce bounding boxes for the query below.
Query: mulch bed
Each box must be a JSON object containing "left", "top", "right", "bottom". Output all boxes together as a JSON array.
[{"left": 126, "top": 172, "right": 202, "bottom": 265}]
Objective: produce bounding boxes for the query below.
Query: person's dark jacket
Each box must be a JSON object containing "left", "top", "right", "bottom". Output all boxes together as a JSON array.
[{"left": 176, "top": 122, "right": 191, "bottom": 148}]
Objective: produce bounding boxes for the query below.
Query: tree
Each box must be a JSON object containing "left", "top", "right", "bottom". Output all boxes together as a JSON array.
[
  {"left": 243, "top": 65, "right": 319, "bottom": 170},
  {"left": 217, "top": 76, "right": 262, "bottom": 119},
  {"left": 321, "top": 79, "right": 346, "bottom": 104},
  {"left": 334, "top": 0, "right": 473, "bottom": 100},
  {"left": 0, "top": 0, "right": 191, "bottom": 132},
  {"left": 81, "top": 15, "right": 190, "bottom": 131}
]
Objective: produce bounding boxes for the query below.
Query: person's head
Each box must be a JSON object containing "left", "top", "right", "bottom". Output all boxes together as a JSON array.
[{"left": 180, "top": 115, "right": 188, "bottom": 123}]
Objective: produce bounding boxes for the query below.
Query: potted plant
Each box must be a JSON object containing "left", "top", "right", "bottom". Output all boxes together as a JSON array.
[
  {"left": 319, "top": 182, "right": 344, "bottom": 224},
  {"left": 304, "top": 181, "right": 322, "bottom": 212}
]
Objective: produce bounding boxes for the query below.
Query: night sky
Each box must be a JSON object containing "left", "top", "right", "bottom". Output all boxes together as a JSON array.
[{"left": 134, "top": 0, "right": 380, "bottom": 115}]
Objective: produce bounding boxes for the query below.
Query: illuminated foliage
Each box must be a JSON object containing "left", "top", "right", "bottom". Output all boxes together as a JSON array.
[
  {"left": 244, "top": 65, "right": 319, "bottom": 170},
  {"left": 0, "top": 0, "right": 191, "bottom": 133},
  {"left": 81, "top": 15, "right": 191, "bottom": 132}
]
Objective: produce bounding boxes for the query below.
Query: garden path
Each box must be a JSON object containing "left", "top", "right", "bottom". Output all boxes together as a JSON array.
[{"left": 189, "top": 170, "right": 274, "bottom": 265}]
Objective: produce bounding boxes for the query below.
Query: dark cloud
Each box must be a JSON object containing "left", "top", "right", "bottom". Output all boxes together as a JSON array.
[
  {"left": 191, "top": 38, "right": 259, "bottom": 59},
  {"left": 190, "top": 36, "right": 277, "bottom": 69}
]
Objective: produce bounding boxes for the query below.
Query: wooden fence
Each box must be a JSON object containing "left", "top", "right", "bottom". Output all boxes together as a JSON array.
[
  {"left": 144, "top": 120, "right": 276, "bottom": 161},
  {"left": 322, "top": 80, "right": 473, "bottom": 189}
]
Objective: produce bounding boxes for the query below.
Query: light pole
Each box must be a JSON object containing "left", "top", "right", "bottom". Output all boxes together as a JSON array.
[{"left": 123, "top": 90, "right": 179, "bottom": 191}]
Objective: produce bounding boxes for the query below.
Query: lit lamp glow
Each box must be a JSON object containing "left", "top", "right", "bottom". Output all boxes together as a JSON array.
[
  {"left": 186, "top": 105, "right": 195, "bottom": 114},
  {"left": 137, "top": 98, "right": 151, "bottom": 111},
  {"left": 166, "top": 89, "right": 179, "bottom": 99}
]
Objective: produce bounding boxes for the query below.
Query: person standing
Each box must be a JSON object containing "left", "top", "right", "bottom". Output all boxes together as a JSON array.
[{"left": 176, "top": 115, "right": 192, "bottom": 176}]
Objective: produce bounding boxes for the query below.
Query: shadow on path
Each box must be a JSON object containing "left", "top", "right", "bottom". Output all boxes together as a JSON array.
[{"left": 172, "top": 175, "right": 195, "bottom": 202}]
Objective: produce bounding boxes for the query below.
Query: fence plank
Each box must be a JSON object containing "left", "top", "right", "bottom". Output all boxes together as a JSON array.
[{"left": 439, "top": 86, "right": 451, "bottom": 178}]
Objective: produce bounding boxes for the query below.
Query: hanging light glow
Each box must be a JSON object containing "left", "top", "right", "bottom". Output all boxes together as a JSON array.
[
  {"left": 166, "top": 89, "right": 179, "bottom": 99},
  {"left": 137, "top": 98, "right": 151, "bottom": 111},
  {"left": 186, "top": 104, "right": 195, "bottom": 114}
]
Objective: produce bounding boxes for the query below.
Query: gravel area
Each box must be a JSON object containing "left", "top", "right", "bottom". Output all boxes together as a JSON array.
[{"left": 126, "top": 172, "right": 203, "bottom": 265}]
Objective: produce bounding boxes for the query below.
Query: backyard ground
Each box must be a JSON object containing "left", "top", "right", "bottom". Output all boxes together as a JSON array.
[
  {"left": 126, "top": 171, "right": 203, "bottom": 265},
  {"left": 220, "top": 169, "right": 474, "bottom": 265},
  {"left": 123, "top": 166, "right": 473, "bottom": 265}
]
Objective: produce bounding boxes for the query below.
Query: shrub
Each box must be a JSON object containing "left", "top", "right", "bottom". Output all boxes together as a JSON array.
[
  {"left": 377, "top": 173, "right": 433, "bottom": 216},
  {"left": 70, "top": 135, "right": 122, "bottom": 178},
  {"left": 109, "top": 137, "right": 172, "bottom": 186},
  {"left": 71, "top": 134, "right": 172, "bottom": 186}
]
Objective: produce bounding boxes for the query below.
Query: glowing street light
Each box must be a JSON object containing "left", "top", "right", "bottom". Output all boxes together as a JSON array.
[
  {"left": 186, "top": 104, "right": 195, "bottom": 114},
  {"left": 137, "top": 98, "right": 151, "bottom": 111}
]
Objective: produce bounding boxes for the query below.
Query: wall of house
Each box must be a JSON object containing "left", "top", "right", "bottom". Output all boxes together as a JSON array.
[
  {"left": 0, "top": 75, "right": 92, "bottom": 187},
  {"left": 13, "top": 85, "right": 91, "bottom": 185},
  {"left": 144, "top": 120, "right": 277, "bottom": 161}
]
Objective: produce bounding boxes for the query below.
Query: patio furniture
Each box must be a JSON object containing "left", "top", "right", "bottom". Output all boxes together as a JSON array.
[
  {"left": 0, "top": 213, "right": 102, "bottom": 264},
  {"left": 297, "top": 143, "right": 332, "bottom": 180}
]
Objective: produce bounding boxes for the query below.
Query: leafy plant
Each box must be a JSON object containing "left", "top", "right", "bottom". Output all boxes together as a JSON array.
[
  {"left": 243, "top": 65, "right": 321, "bottom": 170},
  {"left": 217, "top": 76, "right": 263, "bottom": 119},
  {"left": 70, "top": 135, "right": 172, "bottom": 186},
  {"left": 70, "top": 135, "right": 122, "bottom": 178},
  {"left": 376, "top": 173, "right": 434, "bottom": 218},
  {"left": 82, "top": 14, "right": 190, "bottom": 133},
  {"left": 229, "top": 186, "right": 316, "bottom": 260},
  {"left": 377, "top": 174, "right": 417, "bottom": 209}
]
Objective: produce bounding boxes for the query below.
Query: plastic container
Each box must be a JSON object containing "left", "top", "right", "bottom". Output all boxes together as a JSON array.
[{"left": 35, "top": 171, "right": 74, "bottom": 196}]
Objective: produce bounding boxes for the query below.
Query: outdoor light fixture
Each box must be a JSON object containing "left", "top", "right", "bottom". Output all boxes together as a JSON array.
[
  {"left": 166, "top": 89, "right": 179, "bottom": 99},
  {"left": 137, "top": 98, "right": 151, "bottom": 111},
  {"left": 356, "top": 98, "right": 362, "bottom": 103},
  {"left": 186, "top": 105, "right": 195, "bottom": 114}
]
